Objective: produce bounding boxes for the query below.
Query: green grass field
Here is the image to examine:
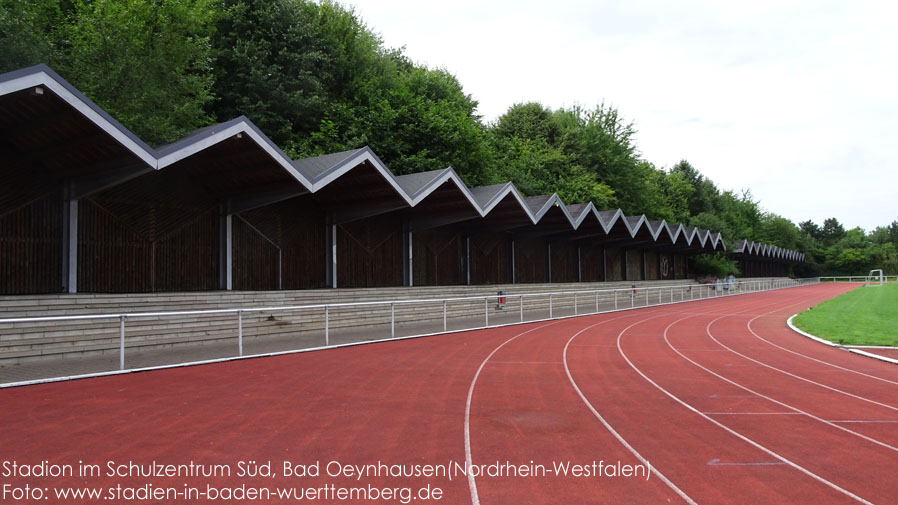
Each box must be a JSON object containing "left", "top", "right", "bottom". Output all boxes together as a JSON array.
[{"left": 793, "top": 284, "right": 898, "bottom": 346}]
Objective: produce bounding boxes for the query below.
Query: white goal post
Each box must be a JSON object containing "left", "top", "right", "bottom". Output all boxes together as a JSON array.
[{"left": 867, "top": 269, "right": 884, "bottom": 286}]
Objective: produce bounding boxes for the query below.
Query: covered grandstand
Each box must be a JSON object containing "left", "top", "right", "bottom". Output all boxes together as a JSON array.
[{"left": 0, "top": 64, "right": 800, "bottom": 296}]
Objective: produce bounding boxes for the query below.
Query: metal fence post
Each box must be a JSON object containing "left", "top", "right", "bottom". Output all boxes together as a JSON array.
[
  {"left": 549, "top": 294, "right": 554, "bottom": 318},
  {"left": 391, "top": 302, "right": 395, "bottom": 337},
  {"left": 238, "top": 310, "right": 243, "bottom": 357},
  {"left": 595, "top": 291, "right": 599, "bottom": 313},
  {"left": 443, "top": 300, "right": 447, "bottom": 332},
  {"left": 485, "top": 297, "right": 489, "bottom": 327},
  {"left": 645, "top": 289, "right": 649, "bottom": 306},
  {"left": 119, "top": 315, "right": 126, "bottom": 370},
  {"left": 520, "top": 295, "right": 524, "bottom": 322},
  {"left": 614, "top": 290, "right": 618, "bottom": 310},
  {"left": 574, "top": 293, "right": 578, "bottom": 315},
  {"left": 325, "top": 305, "right": 329, "bottom": 346}
]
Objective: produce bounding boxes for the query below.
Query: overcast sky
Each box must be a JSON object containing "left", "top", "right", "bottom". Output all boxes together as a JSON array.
[{"left": 348, "top": 0, "right": 896, "bottom": 231}]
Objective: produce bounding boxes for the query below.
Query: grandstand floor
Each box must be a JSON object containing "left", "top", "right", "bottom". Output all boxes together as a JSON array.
[{"left": 2, "top": 283, "right": 896, "bottom": 504}]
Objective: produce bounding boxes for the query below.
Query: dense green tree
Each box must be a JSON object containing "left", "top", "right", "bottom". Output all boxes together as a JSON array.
[
  {"left": 820, "top": 217, "right": 846, "bottom": 246},
  {"left": 62, "top": 0, "right": 218, "bottom": 146},
  {"left": 0, "top": 0, "right": 65, "bottom": 72},
  {"left": 670, "top": 159, "right": 719, "bottom": 216},
  {"left": 799, "top": 220, "right": 822, "bottom": 240}
]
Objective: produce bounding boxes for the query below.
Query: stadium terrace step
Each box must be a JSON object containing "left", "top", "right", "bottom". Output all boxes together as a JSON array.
[{"left": 0, "top": 279, "right": 788, "bottom": 368}]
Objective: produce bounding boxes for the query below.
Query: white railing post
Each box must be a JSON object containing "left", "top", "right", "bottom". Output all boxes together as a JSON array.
[
  {"left": 238, "top": 310, "right": 243, "bottom": 356},
  {"left": 645, "top": 288, "right": 648, "bottom": 306},
  {"left": 325, "top": 305, "right": 329, "bottom": 346},
  {"left": 594, "top": 291, "right": 599, "bottom": 313},
  {"left": 549, "top": 294, "right": 554, "bottom": 318},
  {"left": 119, "top": 315, "right": 126, "bottom": 370},
  {"left": 391, "top": 302, "right": 395, "bottom": 337},
  {"left": 614, "top": 290, "right": 618, "bottom": 310},
  {"left": 574, "top": 293, "right": 578, "bottom": 315},
  {"left": 443, "top": 300, "right": 447, "bottom": 332},
  {"left": 520, "top": 295, "right": 524, "bottom": 322},
  {"left": 485, "top": 297, "right": 489, "bottom": 326}
]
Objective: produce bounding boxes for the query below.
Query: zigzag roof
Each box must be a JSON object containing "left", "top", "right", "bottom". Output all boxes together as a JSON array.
[{"left": 0, "top": 64, "right": 726, "bottom": 253}]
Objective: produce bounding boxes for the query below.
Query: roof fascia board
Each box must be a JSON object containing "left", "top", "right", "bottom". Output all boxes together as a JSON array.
[
  {"left": 0, "top": 67, "right": 156, "bottom": 168},
  {"left": 309, "top": 147, "right": 413, "bottom": 206}
]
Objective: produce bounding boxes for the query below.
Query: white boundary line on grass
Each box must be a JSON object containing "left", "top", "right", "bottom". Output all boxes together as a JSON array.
[{"left": 786, "top": 315, "right": 898, "bottom": 366}]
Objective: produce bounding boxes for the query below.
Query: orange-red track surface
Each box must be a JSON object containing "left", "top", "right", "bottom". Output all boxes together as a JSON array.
[{"left": 2, "top": 283, "right": 896, "bottom": 505}]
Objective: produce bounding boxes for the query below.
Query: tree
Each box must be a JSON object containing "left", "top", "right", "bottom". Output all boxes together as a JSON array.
[
  {"left": 799, "top": 220, "right": 821, "bottom": 240},
  {"left": 0, "top": 0, "right": 67, "bottom": 73},
  {"left": 670, "top": 159, "right": 718, "bottom": 216},
  {"left": 62, "top": 0, "right": 218, "bottom": 146},
  {"left": 820, "top": 217, "right": 846, "bottom": 246}
]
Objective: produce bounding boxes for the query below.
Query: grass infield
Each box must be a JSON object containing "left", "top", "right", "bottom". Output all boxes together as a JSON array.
[{"left": 794, "top": 284, "right": 898, "bottom": 346}]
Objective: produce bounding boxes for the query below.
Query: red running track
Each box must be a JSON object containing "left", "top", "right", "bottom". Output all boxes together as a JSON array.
[{"left": 1, "top": 283, "right": 895, "bottom": 504}]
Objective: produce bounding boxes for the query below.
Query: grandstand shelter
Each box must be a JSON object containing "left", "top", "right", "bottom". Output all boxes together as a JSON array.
[
  {"left": 1, "top": 64, "right": 725, "bottom": 294},
  {"left": 731, "top": 240, "right": 804, "bottom": 277}
]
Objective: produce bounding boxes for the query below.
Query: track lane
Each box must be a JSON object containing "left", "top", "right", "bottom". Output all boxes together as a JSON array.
[
  {"left": 565, "top": 294, "right": 861, "bottom": 505},
  {"left": 611, "top": 287, "right": 898, "bottom": 503},
  {"left": 466, "top": 309, "right": 691, "bottom": 504}
]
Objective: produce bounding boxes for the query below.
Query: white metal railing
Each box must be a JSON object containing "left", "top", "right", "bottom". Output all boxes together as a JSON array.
[
  {"left": 0, "top": 278, "right": 817, "bottom": 373},
  {"left": 819, "top": 275, "right": 898, "bottom": 283}
]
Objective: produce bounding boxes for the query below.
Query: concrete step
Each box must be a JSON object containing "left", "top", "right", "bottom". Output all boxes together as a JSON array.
[{"left": 0, "top": 279, "right": 787, "bottom": 365}]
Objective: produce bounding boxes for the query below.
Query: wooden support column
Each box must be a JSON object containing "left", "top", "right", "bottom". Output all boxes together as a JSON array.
[
  {"left": 61, "top": 194, "right": 78, "bottom": 294},
  {"left": 219, "top": 207, "right": 232, "bottom": 291},
  {"left": 509, "top": 238, "right": 516, "bottom": 284},
  {"left": 325, "top": 214, "right": 337, "bottom": 288},
  {"left": 639, "top": 249, "right": 646, "bottom": 280},
  {"left": 465, "top": 235, "right": 471, "bottom": 285}
]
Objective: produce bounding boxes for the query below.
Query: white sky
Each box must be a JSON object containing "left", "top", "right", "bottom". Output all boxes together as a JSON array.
[{"left": 348, "top": 0, "right": 897, "bottom": 231}]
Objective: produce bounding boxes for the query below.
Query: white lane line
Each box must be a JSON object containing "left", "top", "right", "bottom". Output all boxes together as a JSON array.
[
  {"left": 761, "top": 316, "right": 898, "bottom": 386},
  {"left": 465, "top": 321, "right": 559, "bottom": 505},
  {"left": 617, "top": 314, "right": 876, "bottom": 505},
  {"left": 680, "top": 314, "right": 898, "bottom": 453},
  {"left": 465, "top": 309, "right": 663, "bottom": 505},
  {"left": 829, "top": 420, "right": 898, "bottom": 424},
  {"left": 705, "top": 313, "right": 898, "bottom": 413},
  {"left": 490, "top": 361, "right": 562, "bottom": 364},
  {"left": 564, "top": 314, "right": 699, "bottom": 505},
  {"left": 704, "top": 412, "right": 802, "bottom": 415}
]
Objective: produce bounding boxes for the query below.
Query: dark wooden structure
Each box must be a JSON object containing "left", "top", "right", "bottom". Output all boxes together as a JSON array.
[{"left": 0, "top": 64, "right": 738, "bottom": 295}]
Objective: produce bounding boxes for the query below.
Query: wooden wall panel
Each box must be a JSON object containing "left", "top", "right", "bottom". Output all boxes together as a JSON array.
[
  {"left": 79, "top": 194, "right": 219, "bottom": 293},
  {"left": 470, "top": 233, "right": 509, "bottom": 285},
  {"left": 337, "top": 215, "right": 402, "bottom": 288},
  {"left": 579, "top": 244, "right": 604, "bottom": 282},
  {"left": 236, "top": 198, "right": 326, "bottom": 290},
  {"left": 413, "top": 228, "right": 463, "bottom": 286},
  {"left": 550, "top": 242, "right": 578, "bottom": 283},
  {"left": 674, "top": 254, "right": 687, "bottom": 279},
  {"left": 605, "top": 247, "right": 623, "bottom": 281},
  {"left": 0, "top": 191, "right": 63, "bottom": 294},
  {"left": 645, "top": 251, "right": 659, "bottom": 280},
  {"left": 232, "top": 215, "right": 280, "bottom": 291},
  {"left": 660, "top": 252, "right": 674, "bottom": 280},
  {"left": 626, "top": 250, "right": 643, "bottom": 281},
  {"left": 78, "top": 198, "right": 151, "bottom": 292},
  {"left": 153, "top": 210, "right": 218, "bottom": 291},
  {"left": 514, "top": 238, "right": 546, "bottom": 284}
]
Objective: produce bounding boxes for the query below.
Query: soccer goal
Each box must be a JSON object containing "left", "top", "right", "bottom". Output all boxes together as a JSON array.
[{"left": 866, "top": 269, "right": 884, "bottom": 286}]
